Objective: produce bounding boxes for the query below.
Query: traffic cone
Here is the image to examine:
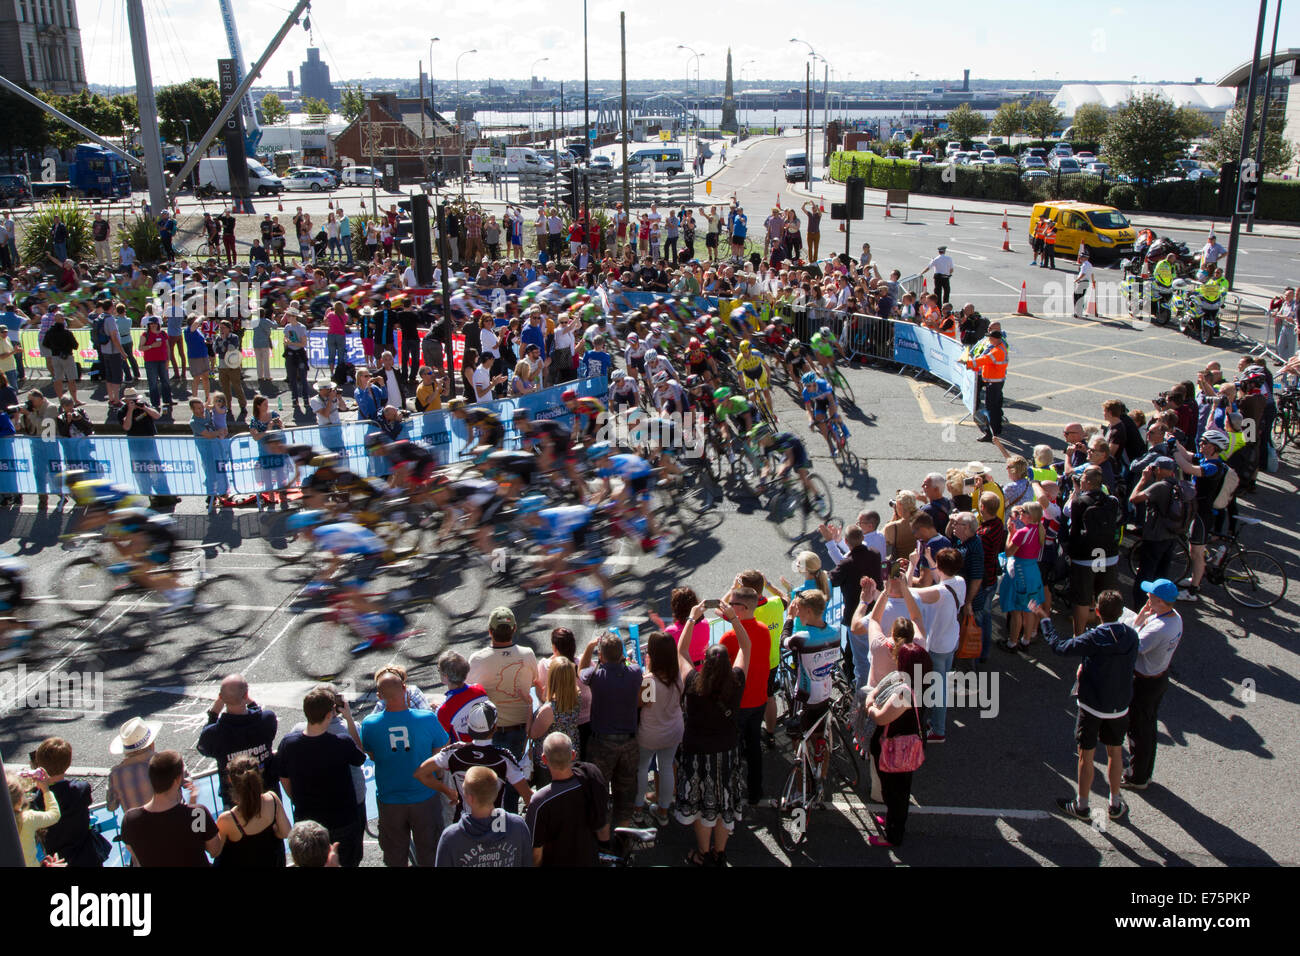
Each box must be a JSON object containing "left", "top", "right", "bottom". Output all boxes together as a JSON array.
[
  {"left": 948, "top": 205, "right": 956, "bottom": 226},
  {"left": 776, "top": 193, "right": 782, "bottom": 208},
  {"left": 819, "top": 194, "right": 826, "bottom": 212},
  {"left": 328, "top": 199, "right": 334, "bottom": 210},
  {"left": 1001, "top": 224, "right": 1012, "bottom": 252},
  {"left": 1089, "top": 279, "right": 1099, "bottom": 317},
  {"left": 278, "top": 197, "right": 284, "bottom": 212},
  {"left": 1016, "top": 281, "right": 1030, "bottom": 315},
  {"left": 922, "top": 277, "right": 928, "bottom": 295},
  {"left": 1001, "top": 208, "right": 1008, "bottom": 230},
  {"left": 884, "top": 203, "right": 892, "bottom": 218}
]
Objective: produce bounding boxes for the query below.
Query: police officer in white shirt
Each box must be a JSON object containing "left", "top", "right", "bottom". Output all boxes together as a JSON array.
[
  {"left": 1124, "top": 579, "right": 1182, "bottom": 790},
  {"left": 1198, "top": 233, "right": 1227, "bottom": 275},
  {"left": 1073, "top": 249, "right": 1095, "bottom": 318},
  {"left": 922, "top": 246, "right": 954, "bottom": 306}
]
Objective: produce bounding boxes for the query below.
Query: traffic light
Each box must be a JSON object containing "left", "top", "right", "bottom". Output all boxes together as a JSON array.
[
  {"left": 1237, "top": 158, "right": 1259, "bottom": 215},
  {"left": 845, "top": 176, "right": 865, "bottom": 219},
  {"left": 562, "top": 167, "right": 580, "bottom": 217}
]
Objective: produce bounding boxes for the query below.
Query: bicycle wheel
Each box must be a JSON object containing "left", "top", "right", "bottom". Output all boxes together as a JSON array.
[
  {"left": 807, "top": 473, "right": 833, "bottom": 520},
  {"left": 263, "top": 510, "right": 313, "bottom": 564},
  {"left": 190, "top": 574, "right": 256, "bottom": 636},
  {"left": 428, "top": 559, "right": 488, "bottom": 618},
  {"left": 776, "top": 764, "right": 811, "bottom": 852},
  {"left": 833, "top": 371, "right": 856, "bottom": 410},
  {"left": 283, "top": 611, "right": 357, "bottom": 680},
  {"left": 830, "top": 716, "right": 860, "bottom": 792},
  {"left": 768, "top": 357, "right": 787, "bottom": 389},
  {"left": 397, "top": 601, "right": 452, "bottom": 668},
  {"left": 1127, "top": 538, "right": 1191, "bottom": 586},
  {"left": 55, "top": 557, "right": 115, "bottom": 606},
  {"left": 1272, "top": 408, "right": 1290, "bottom": 447},
  {"left": 1220, "top": 550, "right": 1288, "bottom": 609},
  {"left": 767, "top": 481, "right": 810, "bottom": 542},
  {"left": 677, "top": 465, "right": 716, "bottom": 513}
]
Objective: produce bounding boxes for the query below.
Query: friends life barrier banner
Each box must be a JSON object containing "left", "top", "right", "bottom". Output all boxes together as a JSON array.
[
  {"left": 891, "top": 322, "right": 978, "bottom": 414},
  {"left": 0, "top": 377, "right": 607, "bottom": 497}
]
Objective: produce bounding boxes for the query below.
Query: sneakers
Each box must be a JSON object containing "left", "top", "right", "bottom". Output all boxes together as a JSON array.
[
  {"left": 1055, "top": 797, "right": 1091, "bottom": 820},
  {"left": 925, "top": 731, "right": 946, "bottom": 743},
  {"left": 1121, "top": 776, "right": 1149, "bottom": 791},
  {"left": 1177, "top": 586, "right": 1199, "bottom": 601},
  {"left": 1108, "top": 799, "right": 1128, "bottom": 821},
  {"left": 653, "top": 806, "right": 671, "bottom": 827},
  {"left": 976, "top": 434, "right": 994, "bottom": 443},
  {"left": 631, "top": 807, "right": 654, "bottom": 827},
  {"left": 867, "top": 835, "right": 896, "bottom": 848}
]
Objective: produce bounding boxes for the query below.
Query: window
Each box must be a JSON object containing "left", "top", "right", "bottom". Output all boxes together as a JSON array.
[
  {"left": 72, "top": 46, "right": 82, "bottom": 82},
  {"left": 26, "top": 42, "right": 38, "bottom": 81}
]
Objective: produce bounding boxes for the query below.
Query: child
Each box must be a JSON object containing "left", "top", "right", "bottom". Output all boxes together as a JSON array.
[
  {"left": 899, "top": 292, "right": 917, "bottom": 322},
  {"left": 9, "top": 770, "right": 60, "bottom": 866}
]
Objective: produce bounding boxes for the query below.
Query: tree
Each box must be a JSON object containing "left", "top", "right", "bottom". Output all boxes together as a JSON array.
[
  {"left": 1070, "top": 103, "right": 1109, "bottom": 143},
  {"left": 1205, "top": 103, "right": 1294, "bottom": 175},
  {"left": 990, "top": 101, "right": 1024, "bottom": 138},
  {"left": 0, "top": 87, "right": 50, "bottom": 158},
  {"left": 260, "top": 92, "right": 287, "bottom": 125},
  {"left": 1175, "top": 107, "right": 1212, "bottom": 141},
  {"left": 1022, "top": 99, "right": 1064, "bottom": 140},
  {"left": 945, "top": 103, "right": 988, "bottom": 142},
  {"left": 39, "top": 90, "right": 123, "bottom": 150},
  {"left": 155, "top": 78, "right": 222, "bottom": 145},
  {"left": 303, "top": 97, "right": 330, "bottom": 119},
  {"left": 111, "top": 93, "right": 138, "bottom": 130},
  {"left": 339, "top": 84, "right": 366, "bottom": 123},
  {"left": 1101, "top": 92, "right": 1187, "bottom": 185},
  {"left": 909, "top": 130, "right": 924, "bottom": 152}
]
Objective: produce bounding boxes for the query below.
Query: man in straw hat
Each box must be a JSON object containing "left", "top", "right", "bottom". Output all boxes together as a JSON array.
[{"left": 107, "top": 716, "right": 161, "bottom": 813}]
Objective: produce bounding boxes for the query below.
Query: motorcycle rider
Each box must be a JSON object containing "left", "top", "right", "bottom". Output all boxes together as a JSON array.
[
  {"left": 1151, "top": 252, "right": 1178, "bottom": 319},
  {"left": 1184, "top": 266, "right": 1227, "bottom": 335}
]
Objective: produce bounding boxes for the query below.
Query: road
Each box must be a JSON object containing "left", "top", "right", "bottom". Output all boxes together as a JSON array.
[{"left": 2, "top": 135, "right": 1297, "bottom": 867}]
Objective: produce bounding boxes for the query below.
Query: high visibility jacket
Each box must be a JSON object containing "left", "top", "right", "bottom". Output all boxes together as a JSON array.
[
  {"left": 1198, "top": 278, "right": 1224, "bottom": 303},
  {"left": 1043, "top": 223, "right": 1057, "bottom": 244},
  {"left": 938, "top": 315, "right": 959, "bottom": 339},
  {"left": 1153, "top": 260, "right": 1176, "bottom": 288},
  {"left": 969, "top": 340, "right": 1008, "bottom": 381},
  {"left": 1034, "top": 220, "right": 1048, "bottom": 239}
]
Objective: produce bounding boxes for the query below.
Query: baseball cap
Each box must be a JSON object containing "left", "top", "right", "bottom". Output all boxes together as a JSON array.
[
  {"left": 1141, "top": 578, "right": 1179, "bottom": 603},
  {"left": 488, "top": 606, "right": 515, "bottom": 631},
  {"left": 465, "top": 698, "right": 499, "bottom": 737},
  {"left": 1153, "top": 456, "right": 1176, "bottom": 471}
]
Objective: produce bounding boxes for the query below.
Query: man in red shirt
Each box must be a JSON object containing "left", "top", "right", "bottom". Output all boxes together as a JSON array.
[
  {"left": 718, "top": 587, "right": 773, "bottom": 807},
  {"left": 434, "top": 651, "right": 490, "bottom": 743},
  {"left": 568, "top": 218, "right": 586, "bottom": 260}
]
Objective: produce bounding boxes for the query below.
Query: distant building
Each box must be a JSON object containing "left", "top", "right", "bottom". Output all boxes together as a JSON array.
[
  {"left": 299, "top": 48, "right": 336, "bottom": 108},
  {"left": 1218, "top": 51, "right": 1300, "bottom": 172},
  {"left": 0, "top": 0, "right": 87, "bottom": 95},
  {"left": 332, "top": 93, "right": 457, "bottom": 179},
  {"left": 1051, "top": 83, "right": 1236, "bottom": 125}
]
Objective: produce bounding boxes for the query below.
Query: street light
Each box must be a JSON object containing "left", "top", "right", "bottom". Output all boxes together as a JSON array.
[
  {"left": 791, "top": 38, "right": 817, "bottom": 180},
  {"left": 677, "top": 44, "right": 704, "bottom": 161},
  {"left": 456, "top": 48, "right": 478, "bottom": 200},
  {"left": 741, "top": 58, "right": 757, "bottom": 125},
  {"left": 427, "top": 37, "right": 440, "bottom": 118},
  {"left": 530, "top": 56, "right": 550, "bottom": 140}
]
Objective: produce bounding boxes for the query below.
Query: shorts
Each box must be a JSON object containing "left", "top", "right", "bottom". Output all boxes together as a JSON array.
[
  {"left": 626, "top": 474, "right": 651, "bottom": 499},
  {"left": 740, "top": 365, "right": 769, "bottom": 390},
  {"left": 102, "top": 353, "right": 124, "bottom": 385},
  {"left": 810, "top": 402, "right": 832, "bottom": 422},
  {"left": 47, "top": 354, "right": 77, "bottom": 383},
  {"left": 190, "top": 356, "right": 210, "bottom": 377},
  {"left": 1189, "top": 512, "right": 1212, "bottom": 546},
  {"left": 800, "top": 700, "right": 830, "bottom": 735},
  {"left": 1075, "top": 708, "right": 1128, "bottom": 750},
  {"left": 784, "top": 442, "right": 810, "bottom": 472},
  {"left": 630, "top": 355, "right": 645, "bottom": 374},
  {"left": 1068, "top": 561, "right": 1119, "bottom": 608},
  {"left": 705, "top": 233, "right": 718, "bottom": 249},
  {"left": 343, "top": 553, "right": 383, "bottom": 589}
]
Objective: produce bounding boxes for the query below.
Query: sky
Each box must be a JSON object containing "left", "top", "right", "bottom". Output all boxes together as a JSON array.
[{"left": 81, "top": 0, "right": 1300, "bottom": 92}]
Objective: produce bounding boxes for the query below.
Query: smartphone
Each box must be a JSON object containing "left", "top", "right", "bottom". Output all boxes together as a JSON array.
[{"left": 703, "top": 599, "right": 721, "bottom": 609}]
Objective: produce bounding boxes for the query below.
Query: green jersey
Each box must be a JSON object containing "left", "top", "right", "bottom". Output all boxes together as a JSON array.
[{"left": 716, "top": 396, "right": 751, "bottom": 421}]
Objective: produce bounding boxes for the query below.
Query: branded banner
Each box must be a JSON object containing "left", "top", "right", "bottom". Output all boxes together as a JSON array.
[
  {"left": 0, "top": 377, "right": 607, "bottom": 496},
  {"left": 891, "top": 322, "right": 977, "bottom": 413},
  {"left": 306, "top": 330, "right": 366, "bottom": 369},
  {"left": 21, "top": 330, "right": 288, "bottom": 372}
]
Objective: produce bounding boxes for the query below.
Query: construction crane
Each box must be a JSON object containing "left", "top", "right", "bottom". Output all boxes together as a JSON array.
[{"left": 217, "top": 0, "right": 263, "bottom": 156}]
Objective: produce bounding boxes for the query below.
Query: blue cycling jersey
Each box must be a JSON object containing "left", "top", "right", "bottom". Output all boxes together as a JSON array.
[
  {"left": 800, "top": 380, "right": 833, "bottom": 406},
  {"left": 599, "top": 453, "right": 652, "bottom": 480},
  {"left": 314, "top": 522, "right": 386, "bottom": 556},
  {"left": 535, "top": 504, "right": 595, "bottom": 545},
  {"left": 785, "top": 622, "right": 840, "bottom": 705}
]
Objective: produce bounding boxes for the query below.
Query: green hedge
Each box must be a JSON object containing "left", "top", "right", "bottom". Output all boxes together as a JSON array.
[{"left": 1259, "top": 179, "right": 1300, "bottom": 222}]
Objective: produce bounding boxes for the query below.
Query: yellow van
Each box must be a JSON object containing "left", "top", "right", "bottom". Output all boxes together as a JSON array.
[{"left": 1028, "top": 201, "right": 1136, "bottom": 262}]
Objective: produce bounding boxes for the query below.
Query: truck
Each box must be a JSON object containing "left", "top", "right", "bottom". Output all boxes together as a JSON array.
[
  {"left": 195, "top": 156, "right": 284, "bottom": 197},
  {"left": 29, "top": 143, "right": 134, "bottom": 200},
  {"left": 471, "top": 146, "right": 555, "bottom": 175}
]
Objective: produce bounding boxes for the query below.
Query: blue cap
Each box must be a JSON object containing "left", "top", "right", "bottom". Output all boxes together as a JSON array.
[
  {"left": 1153, "top": 456, "right": 1176, "bottom": 471},
  {"left": 1141, "top": 578, "right": 1179, "bottom": 602}
]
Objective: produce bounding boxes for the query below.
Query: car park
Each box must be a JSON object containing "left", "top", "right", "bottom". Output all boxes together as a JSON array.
[
  {"left": 1050, "top": 156, "right": 1083, "bottom": 174},
  {"left": 1022, "top": 169, "right": 1050, "bottom": 180},
  {"left": 994, "top": 156, "right": 1019, "bottom": 168},
  {"left": 1074, "top": 151, "right": 1096, "bottom": 164},
  {"left": 1084, "top": 161, "right": 1110, "bottom": 176}
]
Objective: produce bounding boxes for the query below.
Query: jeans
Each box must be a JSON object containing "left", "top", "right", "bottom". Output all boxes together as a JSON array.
[
  {"left": 341, "top": 236, "right": 353, "bottom": 265},
  {"left": 846, "top": 624, "right": 873, "bottom": 687},
  {"left": 588, "top": 733, "right": 640, "bottom": 824},
  {"left": 737, "top": 705, "right": 765, "bottom": 801},
  {"left": 634, "top": 742, "right": 679, "bottom": 809},
  {"left": 927, "top": 650, "right": 955, "bottom": 736},
  {"left": 285, "top": 350, "right": 309, "bottom": 405},
  {"left": 53, "top": 241, "right": 67, "bottom": 262},
  {"left": 326, "top": 332, "right": 345, "bottom": 374},
  {"left": 328, "top": 237, "right": 341, "bottom": 258},
  {"left": 144, "top": 360, "right": 172, "bottom": 407},
  {"left": 971, "top": 587, "right": 992, "bottom": 661},
  {"left": 1126, "top": 672, "right": 1169, "bottom": 785},
  {"left": 329, "top": 802, "right": 365, "bottom": 868},
  {"left": 492, "top": 725, "right": 527, "bottom": 813},
  {"left": 121, "top": 337, "right": 140, "bottom": 381},
  {"left": 3, "top": 369, "right": 15, "bottom": 388}
]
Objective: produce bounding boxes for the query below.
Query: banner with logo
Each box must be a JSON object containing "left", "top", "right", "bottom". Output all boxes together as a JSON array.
[
  {"left": 0, "top": 377, "right": 607, "bottom": 496},
  {"left": 892, "top": 322, "right": 977, "bottom": 413},
  {"left": 21, "top": 330, "right": 289, "bottom": 372}
]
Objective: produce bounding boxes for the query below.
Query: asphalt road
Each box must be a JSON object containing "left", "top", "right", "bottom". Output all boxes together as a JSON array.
[{"left": 3, "top": 135, "right": 1298, "bottom": 867}]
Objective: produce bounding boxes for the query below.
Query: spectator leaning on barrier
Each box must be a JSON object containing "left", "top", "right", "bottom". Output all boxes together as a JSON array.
[
  {"left": 106, "top": 717, "right": 160, "bottom": 814},
  {"left": 196, "top": 673, "right": 280, "bottom": 809}
]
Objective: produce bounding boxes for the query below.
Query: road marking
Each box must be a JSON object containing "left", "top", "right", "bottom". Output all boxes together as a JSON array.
[
  {"left": 987, "top": 275, "right": 1024, "bottom": 293},
  {"left": 815, "top": 792, "right": 1051, "bottom": 821},
  {"left": 144, "top": 679, "right": 337, "bottom": 709},
  {"left": 242, "top": 614, "right": 298, "bottom": 672}
]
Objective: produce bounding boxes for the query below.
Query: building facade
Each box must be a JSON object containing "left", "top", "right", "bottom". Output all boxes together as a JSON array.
[
  {"left": 332, "top": 93, "right": 457, "bottom": 179},
  {"left": 299, "top": 47, "right": 336, "bottom": 108},
  {"left": 0, "top": 0, "right": 87, "bottom": 95},
  {"left": 1218, "top": 50, "right": 1300, "bottom": 176}
]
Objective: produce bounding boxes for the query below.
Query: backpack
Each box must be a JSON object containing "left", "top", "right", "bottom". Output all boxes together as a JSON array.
[
  {"left": 1211, "top": 464, "right": 1239, "bottom": 510},
  {"left": 1164, "top": 478, "right": 1197, "bottom": 536},
  {"left": 1081, "top": 493, "right": 1121, "bottom": 554},
  {"left": 92, "top": 313, "right": 111, "bottom": 348}
]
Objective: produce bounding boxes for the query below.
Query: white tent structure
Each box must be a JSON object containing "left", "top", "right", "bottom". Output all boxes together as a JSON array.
[{"left": 1051, "top": 84, "right": 1237, "bottom": 123}]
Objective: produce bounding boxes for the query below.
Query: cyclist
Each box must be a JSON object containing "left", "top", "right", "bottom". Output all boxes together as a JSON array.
[
  {"left": 587, "top": 441, "right": 667, "bottom": 556},
  {"left": 0, "top": 555, "right": 32, "bottom": 662},
  {"left": 516, "top": 415, "right": 586, "bottom": 500},
  {"left": 684, "top": 336, "right": 719, "bottom": 384},
  {"left": 643, "top": 348, "right": 677, "bottom": 385},
  {"left": 461, "top": 405, "right": 506, "bottom": 453},
  {"left": 427, "top": 473, "right": 502, "bottom": 556},
  {"left": 624, "top": 331, "right": 648, "bottom": 384},
  {"left": 65, "top": 472, "right": 147, "bottom": 533},
  {"left": 561, "top": 389, "right": 607, "bottom": 445},
  {"left": 104, "top": 507, "right": 194, "bottom": 612},
  {"left": 800, "top": 370, "right": 846, "bottom": 456},
  {"left": 809, "top": 325, "right": 839, "bottom": 377},
  {"left": 608, "top": 368, "right": 642, "bottom": 412},
  {"left": 650, "top": 373, "right": 689, "bottom": 417},
  {"left": 780, "top": 588, "right": 841, "bottom": 807},
  {"left": 783, "top": 336, "right": 812, "bottom": 382},
  {"left": 734, "top": 338, "right": 773, "bottom": 421},
  {"left": 518, "top": 495, "right": 613, "bottom": 616},
  {"left": 365, "top": 432, "right": 437, "bottom": 494},
  {"left": 748, "top": 423, "right": 824, "bottom": 510},
  {"left": 713, "top": 386, "right": 755, "bottom": 442}
]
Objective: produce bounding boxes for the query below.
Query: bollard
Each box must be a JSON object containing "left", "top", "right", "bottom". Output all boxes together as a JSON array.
[{"left": 1017, "top": 281, "right": 1030, "bottom": 315}]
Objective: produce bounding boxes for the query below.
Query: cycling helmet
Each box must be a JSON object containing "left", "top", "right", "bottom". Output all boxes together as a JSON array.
[
  {"left": 705, "top": 328, "right": 717, "bottom": 340},
  {"left": 652, "top": 371, "right": 669, "bottom": 387},
  {"left": 801, "top": 371, "right": 817, "bottom": 385},
  {"left": 611, "top": 368, "right": 626, "bottom": 382},
  {"left": 586, "top": 441, "right": 613, "bottom": 460},
  {"left": 464, "top": 406, "right": 492, "bottom": 424},
  {"left": 287, "top": 509, "right": 327, "bottom": 533},
  {"left": 516, "top": 494, "right": 549, "bottom": 515},
  {"left": 789, "top": 337, "right": 801, "bottom": 346},
  {"left": 1200, "top": 428, "right": 1230, "bottom": 450},
  {"left": 748, "top": 423, "right": 774, "bottom": 443},
  {"left": 627, "top": 332, "right": 640, "bottom": 342},
  {"left": 561, "top": 389, "right": 578, "bottom": 403},
  {"left": 820, "top": 325, "right": 831, "bottom": 336},
  {"left": 684, "top": 375, "right": 704, "bottom": 391},
  {"left": 308, "top": 453, "right": 340, "bottom": 470},
  {"left": 688, "top": 337, "right": 701, "bottom": 349},
  {"left": 738, "top": 340, "right": 751, "bottom": 352},
  {"left": 644, "top": 349, "right": 658, "bottom": 363},
  {"left": 444, "top": 397, "right": 468, "bottom": 411},
  {"left": 713, "top": 386, "right": 732, "bottom": 402},
  {"left": 363, "top": 431, "right": 390, "bottom": 453},
  {"left": 110, "top": 507, "right": 155, "bottom": 535}
]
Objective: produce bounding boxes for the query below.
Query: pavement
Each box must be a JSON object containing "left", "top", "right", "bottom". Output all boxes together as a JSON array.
[{"left": 3, "top": 134, "right": 1298, "bottom": 867}]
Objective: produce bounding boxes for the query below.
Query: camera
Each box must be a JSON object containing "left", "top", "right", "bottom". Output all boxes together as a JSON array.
[{"left": 1152, "top": 391, "right": 1169, "bottom": 408}]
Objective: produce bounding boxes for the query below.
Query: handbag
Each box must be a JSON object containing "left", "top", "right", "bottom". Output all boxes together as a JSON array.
[
  {"left": 878, "top": 686, "right": 925, "bottom": 773},
  {"left": 956, "top": 605, "right": 983, "bottom": 660}
]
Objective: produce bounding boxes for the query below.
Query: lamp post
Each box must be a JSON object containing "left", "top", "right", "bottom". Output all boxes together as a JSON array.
[
  {"left": 455, "top": 48, "right": 477, "bottom": 200},
  {"left": 791, "top": 38, "right": 816, "bottom": 167},
  {"left": 182, "top": 117, "right": 191, "bottom": 188},
  {"left": 428, "top": 37, "right": 440, "bottom": 117},
  {"left": 678, "top": 44, "right": 703, "bottom": 164},
  {"left": 530, "top": 56, "right": 550, "bottom": 141}
]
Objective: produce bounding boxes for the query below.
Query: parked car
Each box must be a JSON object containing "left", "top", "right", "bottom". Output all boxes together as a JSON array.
[
  {"left": 945, "top": 141, "right": 962, "bottom": 156},
  {"left": 979, "top": 149, "right": 997, "bottom": 163},
  {"left": 994, "top": 156, "right": 1019, "bottom": 168},
  {"left": 1022, "top": 169, "right": 1050, "bottom": 180},
  {"left": 1050, "top": 157, "right": 1083, "bottom": 174},
  {"left": 342, "top": 165, "right": 381, "bottom": 185},
  {"left": 1020, "top": 147, "right": 1047, "bottom": 164},
  {"left": 1084, "top": 162, "right": 1110, "bottom": 176},
  {"left": 905, "top": 150, "right": 924, "bottom": 161},
  {"left": 1022, "top": 157, "right": 1048, "bottom": 171},
  {"left": 1051, "top": 143, "right": 1073, "bottom": 157},
  {"left": 987, "top": 136, "right": 1005, "bottom": 146},
  {"left": 589, "top": 155, "right": 614, "bottom": 176},
  {"left": 1173, "top": 158, "right": 1200, "bottom": 175},
  {"left": 917, "top": 154, "right": 937, "bottom": 166},
  {"left": 1074, "top": 151, "right": 1097, "bottom": 164},
  {"left": 282, "top": 169, "right": 336, "bottom": 192},
  {"left": 0, "top": 174, "right": 31, "bottom": 205},
  {"left": 1186, "top": 168, "right": 1218, "bottom": 182}
]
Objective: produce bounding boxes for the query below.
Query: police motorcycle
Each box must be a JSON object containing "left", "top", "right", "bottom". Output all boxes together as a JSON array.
[{"left": 1172, "top": 278, "right": 1223, "bottom": 345}]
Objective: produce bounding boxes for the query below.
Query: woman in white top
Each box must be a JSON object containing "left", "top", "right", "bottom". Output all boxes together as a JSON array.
[
  {"left": 324, "top": 214, "right": 340, "bottom": 261},
  {"left": 906, "top": 546, "right": 966, "bottom": 741},
  {"left": 634, "top": 631, "right": 685, "bottom": 827}
]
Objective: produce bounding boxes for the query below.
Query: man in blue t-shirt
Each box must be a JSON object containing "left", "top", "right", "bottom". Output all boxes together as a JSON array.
[
  {"left": 578, "top": 336, "right": 612, "bottom": 380},
  {"left": 1172, "top": 428, "right": 1230, "bottom": 601},
  {"left": 360, "top": 667, "right": 454, "bottom": 867}
]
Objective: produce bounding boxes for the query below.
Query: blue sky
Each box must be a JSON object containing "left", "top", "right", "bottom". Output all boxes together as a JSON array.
[{"left": 82, "top": 0, "right": 1300, "bottom": 90}]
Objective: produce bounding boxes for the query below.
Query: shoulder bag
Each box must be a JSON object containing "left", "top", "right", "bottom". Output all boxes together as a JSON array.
[{"left": 878, "top": 685, "right": 926, "bottom": 774}]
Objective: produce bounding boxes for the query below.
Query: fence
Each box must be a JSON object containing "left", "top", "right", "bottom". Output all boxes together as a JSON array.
[
  {"left": 0, "top": 376, "right": 608, "bottom": 497},
  {"left": 515, "top": 170, "right": 696, "bottom": 210}
]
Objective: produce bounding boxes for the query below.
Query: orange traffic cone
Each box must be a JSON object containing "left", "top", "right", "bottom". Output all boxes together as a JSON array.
[
  {"left": 1016, "top": 281, "right": 1030, "bottom": 315},
  {"left": 328, "top": 199, "right": 334, "bottom": 210},
  {"left": 819, "top": 195, "right": 825, "bottom": 212},
  {"left": 1089, "top": 279, "right": 1099, "bottom": 317},
  {"left": 922, "top": 277, "right": 929, "bottom": 295},
  {"left": 1001, "top": 224, "right": 1012, "bottom": 252},
  {"left": 776, "top": 193, "right": 782, "bottom": 208},
  {"left": 884, "top": 203, "right": 892, "bottom": 218},
  {"left": 948, "top": 205, "right": 956, "bottom": 226},
  {"left": 278, "top": 198, "right": 284, "bottom": 212},
  {"left": 1001, "top": 208, "right": 1008, "bottom": 230}
]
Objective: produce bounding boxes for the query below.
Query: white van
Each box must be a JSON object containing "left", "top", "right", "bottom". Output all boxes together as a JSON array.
[
  {"left": 470, "top": 146, "right": 503, "bottom": 175},
  {"left": 196, "top": 156, "right": 283, "bottom": 196},
  {"left": 624, "top": 147, "right": 685, "bottom": 176},
  {"left": 783, "top": 148, "right": 808, "bottom": 182},
  {"left": 505, "top": 147, "right": 555, "bottom": 174}
]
